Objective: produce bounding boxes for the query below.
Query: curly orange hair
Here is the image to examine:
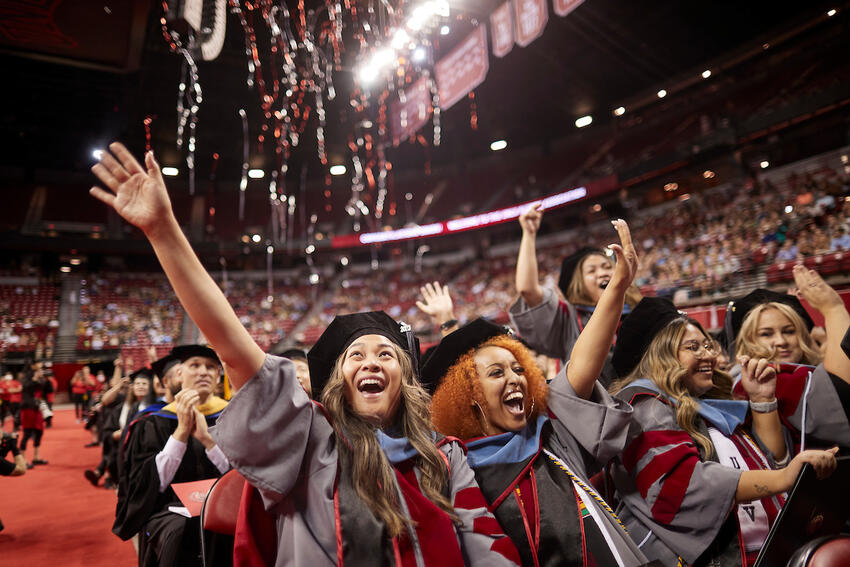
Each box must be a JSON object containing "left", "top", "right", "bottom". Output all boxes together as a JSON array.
[{"left": 430, "top": 335, "right": 549, "bottom": 440}]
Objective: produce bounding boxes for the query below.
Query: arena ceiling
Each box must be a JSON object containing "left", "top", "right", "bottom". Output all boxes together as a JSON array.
[{"left": 0, "top": 0, "right": 843, "bottom": 194}]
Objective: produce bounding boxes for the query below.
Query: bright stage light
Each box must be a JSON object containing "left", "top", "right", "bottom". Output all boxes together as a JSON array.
[
  {"left": 162, "top": 167, "right": 179, "bottom": 177},
  {"left": 657, "top": 89, "right": 667, "bottom": 98},
  {"left": 248, "top": 169, "right": 265, "bottom": 179},
  {"left": 760, "top": 160, "right": 769, "bottom": 169},
  {"left": 490, "top": 140, "right": 507, "bottom": 151},
  {"left": 330, "top": 165, "right": 347, "bottom": 176},
  {"left": 575, "top": 115, "right": 592, "bottom": 128},
  {"left": 412, "top": 47, "right": 427, "bottom": 62},
  {"left": 92, "top": 149, "right": 104, "bottom": 160},
  {"left": 613, "top": 106, "right": 625, "bottom": 116},
  {"left": 440, "top": 25, "right": 450, "bottom": 35},
  {"left": 702, "top": 69, "right": 712, "bottom": 79}
]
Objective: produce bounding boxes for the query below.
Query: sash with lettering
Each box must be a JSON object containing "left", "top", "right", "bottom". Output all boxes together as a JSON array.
[
  {"left": 512, "top": 0, "right": 548, "bottom": 47},
  {"left": 490, "top": 2, "right": 514, "bottom": 58}
]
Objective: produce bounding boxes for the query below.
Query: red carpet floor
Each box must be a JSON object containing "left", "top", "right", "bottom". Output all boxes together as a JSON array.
[{"left": 1, "top": 408, "right": 137, "bottom": 566}]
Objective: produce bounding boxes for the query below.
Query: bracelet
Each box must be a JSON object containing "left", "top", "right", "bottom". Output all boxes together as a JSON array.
[
  {"left": 749, "top": 399, "right": 778, "bottom": 413},
  {"left": 439, "top": 319, "right": 458, "bottom": 331}
]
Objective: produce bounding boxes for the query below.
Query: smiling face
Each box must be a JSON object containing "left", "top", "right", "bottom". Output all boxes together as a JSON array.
[
  {"left": 756, "top": 307, "right": 803, "bottom": 364},
  {"left": 474, "top": 345, "right": 528, "bottom": 435},
  {"left": 580, "top": 254, "right": 614, "bottom": 305},
  {"left": 180, "top": 356, "right": 221, "bottom": 401},
  {"left": 340, "top": 334, "right": 403, "bottom": 426},
  {"left": 131, "top": 377, "right": 151, "bottom": 400},
  {"left": 677, "top": 324, "right": 717, "bottom": 396}
]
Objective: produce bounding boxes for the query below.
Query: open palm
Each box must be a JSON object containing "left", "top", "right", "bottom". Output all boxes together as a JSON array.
[{"left": 90, "top": 142, "right": 174, "bottom": 234}]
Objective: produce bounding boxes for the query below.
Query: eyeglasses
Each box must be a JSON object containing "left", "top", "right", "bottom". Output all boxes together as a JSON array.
[{"left": 679, "top": 340, "right": 717, "bottom": 356}]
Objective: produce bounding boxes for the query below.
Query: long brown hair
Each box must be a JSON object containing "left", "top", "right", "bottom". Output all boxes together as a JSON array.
[
  {"left": 321, "top": 342, "right": 458, "bottom": 537},
  {"left": 431, "top": 335, "right": 549, "bottom": 440},
  {"left": 610, "top": 317, "right": 733, "bottom": 458},
  {"left": 566, "top": 252, "right": 642, "bottom": 308},
  {"left": 734, "top": 302, "right": 822, "bottom": 365}
]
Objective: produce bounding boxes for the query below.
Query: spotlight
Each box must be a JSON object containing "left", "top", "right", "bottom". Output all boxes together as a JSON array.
[
  {"left": 248, "top": 169, "right": 265, "bottom": 179},
  {"left": 703, "top": 170, "right": 715, "bottom": 179},
  {"left": 784, "top": 205, "right": 793, "bottom": 214},
  {"left": 252, "top": 234, "right": 261, "bottom": 243},
  {"left": 92, "top": 149, "right": 104, "bottom": 160},
  {"left": 440, "top": 25, "right": 450, "bottom": 35},
  {"left": 490, "top": 140, "right": 507, "bottom": 151},
  {"left": 760, "top": 161, "right": 769, "bottom": 169},
  {"left": 309, "top": 273, "right": 320, "bottom": 284},
  {"left": 412, "top": 47, "right": 427, "bottom": 63},
  {"left": 613, "top": 106, "right": 625, "bottom": 116},
  {"left": 330, "top": 165, "right": 347, "bottom": 176},
  {"left": 162, "top": 167, "right": 179, "bottom": 177},
  {"left": 340, "top": 257, "right": 349, "bottom": 266},
  {"left": 306, "top": 244, "right": 316, "bottom": 254},
  {"left": 575, "top": 115, "right": 593, "bottom": 128},
  {"left": 701, "top": 69, "right": 711, "bottom": 79},
  {"left": 657, "top": 89, "right": 667, "bottom": 98},
  {"left": 828, "top": 9, "right": 837, "bottom": 17}
]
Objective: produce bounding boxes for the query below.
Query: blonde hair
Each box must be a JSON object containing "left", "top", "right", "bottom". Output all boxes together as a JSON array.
[
  {"left": 611, "top": 317, "right": 733, "bottom": 458},
  {"left": 566, "top": 252, "right": 642, "bottom": 308},
  {"left": 734, "top": 302, "right": 822, "bottom": 365},
  {"left": 431, "top": 335, "right": 549, "bottom": 440},
  {"left": 321, "top": 342, "right": 457, "bottom": 537}
]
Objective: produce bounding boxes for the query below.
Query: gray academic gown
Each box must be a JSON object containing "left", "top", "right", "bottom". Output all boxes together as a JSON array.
[{"left": 212, "top": 354, "right": 519, "bottom": 567}]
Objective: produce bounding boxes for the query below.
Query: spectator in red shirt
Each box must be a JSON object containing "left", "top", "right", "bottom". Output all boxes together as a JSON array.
[{"left": 70, "top": 370, "right": 88, "bottom": 422}]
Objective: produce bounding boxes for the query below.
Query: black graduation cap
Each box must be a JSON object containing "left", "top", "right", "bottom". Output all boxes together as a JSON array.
[
  {"left": 307, "top": 311, "right": 419, "bottom": 398},
  {"left": 611, "top": 297, "right": 684, "bottom": 378},
  {"left": 558, "top": 247, "right": 609, "bottom": 297},
  {"left": 273, "top": 347, "right": 308, "bottom": 361},
  {"left": 170, "top": 344, "right": 221, "bottom": 365},
  {"left": 151, "top": 352, "right": 181, "bottom": 379},
  {"left": 419, "top": 318, "right": 512, "bottom": 394},
  {"left": 129, "top": 367, "right": 154, "bottom": 381},
  {"left": 723, "top": 289, "right": 814, "bottom": 349}
]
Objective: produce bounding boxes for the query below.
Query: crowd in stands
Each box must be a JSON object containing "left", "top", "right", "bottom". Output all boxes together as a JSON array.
[
  {"left": 77, "top": 276, "right": 184, "bottom": 351},
  {"left": 0, "top": 284, "right": 58, "bottom": 358}
]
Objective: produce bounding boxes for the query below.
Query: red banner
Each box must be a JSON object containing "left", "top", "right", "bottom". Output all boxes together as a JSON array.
[
  {"left": 490, "top": 2, "right": 514, "bottom": 58},
  {"left": 390, "top": 77, "right": 432, "bottom": 145},
  {"left": 553, "top": 0, "right": 584, "bottom": 17},
  {"left": 512, "top": 0, "right": 548, "bottom": 47},
  {"left": 435, "top": 26, "right": 489, "bottom": 110}
]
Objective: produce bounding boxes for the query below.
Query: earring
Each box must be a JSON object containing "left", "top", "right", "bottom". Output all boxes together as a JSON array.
[
  {"left": 473, "top": 401, "right": 491, "bottom": 436},
  {"left": 526, "top": 395, "right": 535, "bottom": 417}
]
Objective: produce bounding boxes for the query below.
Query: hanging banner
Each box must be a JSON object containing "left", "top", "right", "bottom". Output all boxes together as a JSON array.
[
  {"left": 512, "top": 0, "right": 548, "bottom": 47},
  {"left": 553, "top": 0, "right": 584, "bottom": 17},
  {"left": 490, "top": 2, "right": 515, "bottom": 58},
  {"left": 390, "top": 77, "right": 432, "bottom": 145},
  {"left": 435, "top": 26, "right": 489, "bottom": 111}
]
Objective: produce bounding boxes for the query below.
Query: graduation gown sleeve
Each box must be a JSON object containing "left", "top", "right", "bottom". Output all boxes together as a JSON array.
[
  {"left": 508, "top": 287, "right": 579, "bottom": 362},
  {"left": 610, "top": 393, "right": 742, "bottom": 565}
]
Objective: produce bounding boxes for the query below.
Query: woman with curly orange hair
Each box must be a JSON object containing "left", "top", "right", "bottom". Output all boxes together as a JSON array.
[{"left": 421, "top": 220, "right": 648, "bottom": 566}]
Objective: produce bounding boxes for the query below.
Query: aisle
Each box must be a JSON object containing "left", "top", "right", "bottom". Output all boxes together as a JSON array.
[{"left": 1, "top": 408, "right": 137, "bottom": 566}]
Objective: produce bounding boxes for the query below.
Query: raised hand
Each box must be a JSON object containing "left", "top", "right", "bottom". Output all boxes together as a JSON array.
[
  {"left": 90, "top": 142, "right": 175, "bottom": 236},
  {"left": 606, "top": 219, "right": 639, "bottom": 292},
  {"left": 518, "top": 203, "right": 543, "bottom": 236},
  {"left": 416, "top": 281, "right": 456, "bottom": 326},
  {"left": 793, "top": 265, "right": 843, "bottom": 314},
  {"left": 737, "top": 355, "right": 777, "bottom": 403}
]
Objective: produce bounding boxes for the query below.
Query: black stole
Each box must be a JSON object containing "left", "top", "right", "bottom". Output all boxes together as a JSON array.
[{"left": 473, "top": 423, "right": 584, "bottom": 567}]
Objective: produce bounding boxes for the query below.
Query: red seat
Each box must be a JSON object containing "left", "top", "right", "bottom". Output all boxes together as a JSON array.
[{"left": 201, "top": 469, "right": 246, "bottom": 535}]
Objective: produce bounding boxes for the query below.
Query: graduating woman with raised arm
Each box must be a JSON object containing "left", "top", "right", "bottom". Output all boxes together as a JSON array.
[
  {"left": 90, "top": 143, "right": 519, "bottom": 567},
  {"left": 421, "top": 220, "right": 649, "bottom": 566},
  {"left": 510, "top": 204, "right": 642, "bottom": 387},
  {"left": 608, "top": 296, "right": 839, "bottom": 566},
  {"left": 726, "top": 265, "right": 850, "bottom": 450}
]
